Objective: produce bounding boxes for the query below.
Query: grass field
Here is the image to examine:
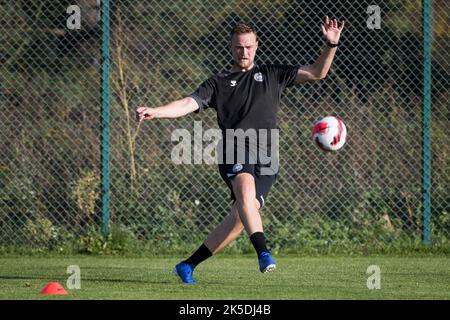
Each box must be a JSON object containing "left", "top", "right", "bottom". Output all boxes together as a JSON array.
[{"left": 1, "top": 254, "right": 449, "bottom": 300}]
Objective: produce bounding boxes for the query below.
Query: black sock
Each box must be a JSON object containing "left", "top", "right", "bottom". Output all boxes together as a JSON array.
[
  {"left": 184, "top": 244, "right": 212, "bottom": 266},
  {"left": 249, "top": 232, "right": 268, "bottom": 256}
]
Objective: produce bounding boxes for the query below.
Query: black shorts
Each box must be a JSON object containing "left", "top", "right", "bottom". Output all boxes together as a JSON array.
[{"left": 218, "top": 162, "right": 277, "bottom": 208}]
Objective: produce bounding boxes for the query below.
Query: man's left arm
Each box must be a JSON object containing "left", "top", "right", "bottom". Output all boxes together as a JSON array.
[{"left": 295, "top": 16, "right": 345, "bottom": 84}]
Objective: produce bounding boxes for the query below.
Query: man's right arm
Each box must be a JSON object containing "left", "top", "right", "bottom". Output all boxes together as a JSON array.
[{"left": 136, "top": 96, "right": 199, "bottom": 122}]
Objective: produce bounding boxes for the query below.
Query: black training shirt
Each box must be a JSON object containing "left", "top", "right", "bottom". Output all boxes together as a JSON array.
[{"left": 190, "top": 64, "right": 300, "bottom": 133}]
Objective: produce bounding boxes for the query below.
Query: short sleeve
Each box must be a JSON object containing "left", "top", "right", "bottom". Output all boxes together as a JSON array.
[
  {"left": 272, "top": 64, "right": 300, "bottom": 89},
  {"left": 189, "top": 77, "right": 216, "bottom": 114}
]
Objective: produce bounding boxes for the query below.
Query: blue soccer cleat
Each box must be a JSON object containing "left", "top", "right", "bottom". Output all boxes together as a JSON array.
[
  {"left": 258, "top": 252, "right": 276, "bottom": 273},
  {"left": 173, "top": 262, "right": 196, "bottom": 284}
]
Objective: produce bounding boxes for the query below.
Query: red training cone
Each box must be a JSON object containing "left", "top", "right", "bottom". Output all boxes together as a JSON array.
[{"left": 40, "top": 282, "right": 68, "bottom": 295}]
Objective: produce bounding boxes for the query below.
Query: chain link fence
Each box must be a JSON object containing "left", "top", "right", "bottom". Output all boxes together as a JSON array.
[{"left": 0, "top": 0, "right": 448, "bottom": 252}]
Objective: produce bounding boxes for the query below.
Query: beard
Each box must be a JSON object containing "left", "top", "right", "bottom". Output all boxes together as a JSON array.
[{"left": 234, "top": 58, "right": 253, "bottom": 70}]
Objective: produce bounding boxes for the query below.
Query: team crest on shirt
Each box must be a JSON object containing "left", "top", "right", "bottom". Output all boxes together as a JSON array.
[{"left": 254, "top": 72, "right": 264, "bottom": 82}]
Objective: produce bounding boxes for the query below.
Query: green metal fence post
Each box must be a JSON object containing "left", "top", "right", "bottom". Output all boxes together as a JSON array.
[
  {"left": 422, "top": 0, "right": 432, "bottom": 246},
  {"left": 101, "top": 0, "right": 111, "bottom": 237}
]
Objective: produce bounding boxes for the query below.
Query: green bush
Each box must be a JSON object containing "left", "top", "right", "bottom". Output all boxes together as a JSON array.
[
  {"left": 78, "top": 224, "right": 138, "bottom": 255},
  {"left": 22, "top": 215, "right": 57, "bottom": 247}
]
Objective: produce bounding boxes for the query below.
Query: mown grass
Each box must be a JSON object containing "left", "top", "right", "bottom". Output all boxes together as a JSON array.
[{"left": 0, "top": 254, "right": 449, "bottom": 300}]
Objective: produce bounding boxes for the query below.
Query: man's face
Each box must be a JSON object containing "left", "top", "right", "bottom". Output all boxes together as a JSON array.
[{"left": 230, "top": 32, "right": 258, "bottom": 70}]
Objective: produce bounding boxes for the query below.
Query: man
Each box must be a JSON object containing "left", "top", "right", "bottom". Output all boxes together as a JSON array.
[{"left": 136, "top": 16, "right": 344, "bottom": 284}]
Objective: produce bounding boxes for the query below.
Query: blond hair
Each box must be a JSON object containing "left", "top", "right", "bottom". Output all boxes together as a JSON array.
[{"left": 230, "top": 23, "right": 258, "bottom": 41}]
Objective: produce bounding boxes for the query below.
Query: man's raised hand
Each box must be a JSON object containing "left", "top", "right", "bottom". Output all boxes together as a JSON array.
[{"left": 321, "top": 16, "right": 345, "bottom": 45}]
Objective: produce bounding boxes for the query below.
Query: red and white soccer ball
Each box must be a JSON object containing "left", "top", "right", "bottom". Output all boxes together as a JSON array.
[{"left": 311, "top": 116, "right": 347, "bottom": 151}]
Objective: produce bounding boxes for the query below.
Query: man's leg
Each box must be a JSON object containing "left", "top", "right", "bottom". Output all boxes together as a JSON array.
[
  {"left": 231, "top": 172, "right": 276, "bottom": 273},
  {"left": 231, "top": 173, "right": 263, "bottom": 235},
  {"left": 174, "top": 202, "right": 246, "bottom": 284},
  {"left": 174, "top": 172, "right": 274, "bottom": 283},
  {"left": 204, "top": 201, "right": 245, "bottom": 254}
]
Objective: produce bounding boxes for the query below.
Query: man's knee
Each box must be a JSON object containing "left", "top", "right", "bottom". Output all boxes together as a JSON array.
[{"left": 232, "top": 173, "right": 260, "bottom": 210}]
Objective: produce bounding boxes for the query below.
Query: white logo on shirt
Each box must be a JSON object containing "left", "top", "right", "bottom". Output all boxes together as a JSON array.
[
  {"left": 254, "top": 72, "right": 264, "bottom": 82},
  {"left": 230, "top": 80, "right": 237, "bottom": 87},
  {"left": 232, "top": 163, "right": 243, "bottom": 173}
]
